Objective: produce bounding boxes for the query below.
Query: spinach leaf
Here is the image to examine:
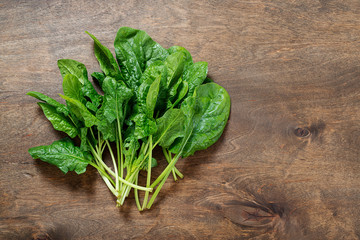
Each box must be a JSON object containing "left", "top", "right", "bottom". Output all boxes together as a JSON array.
[
  {"left": 86, "top": 31, "right": 123, "bottom": 80},
  {"left": 62, "top": 73, "right": 102, "bottom": 123},
  {"left": 58, "top": 59, "right": 88, "bottom": 85},
  {"left": 62, "top": 74, "right": 83, "bottom": 101},
  {"left": 183, "top": 61, "right": 208, "bottom": 96},
  {"left": 132, "top": 113, "right": 157, "bottom": 139},
  {"left": 60, "top": 94, "right": 99, "bottom": 128},
  {"left": 28, "top": 138, "right": 92, "bottom": 174},
  {"left": 95, "top": 77, "right": 133, "bottom": 141},
  {"left": 167, "top": 46, "right": 193, "bottom": 71},
  {"left": 27, "top": 91, "right": 70, "bottom": 116},
  {"left": 169, "top": 80, "right": 188, "bottom": 109},
  {"left": 101, "top": 76, "right": 133, "bottom": 124},
  {"left": 146, "top": 75, "right": 161, "bottom": 118},
  {"left": 168, "top": 77, "right": 183, "bottom": 105},
  {"left": 123, "top": 135, "right": 140, "bottom": 167},
  {"left": 82, "top": 77, "right": 102, "bottom": 113},
  {"left": 168, "top": 95, "right": 196, "bottom": 154},
  {"left": 164, "top": 51, "right": 186, "bottom": 89},
  {"left": 37, "top": 102, "right": 78, "bottom": 138},
  {"left": 59, "top": 60, "right": 102, "bottom": 113},
  {"left": 137, "top": 61, "right": 168, "bottom": 116},
  {"left": 79, "top": 127, "right": 89, "bottom": 151},
  {"left": 114, "top": 27, "right": 169, "bottom": 90},
  {"left": 91, "top": 72, "right": 106, "bottom": 87},
  {"left": 153, "top": 108, "right": 186, "bottom": 148},
  {"left": 143, "top": 157, "right": 158, "bottom": 170},
  {"left": 172, "top": 83, "right": 231, "bottom": 157},
  {"left": 96, "top": 106, "right": 116, "bottom": 141}
]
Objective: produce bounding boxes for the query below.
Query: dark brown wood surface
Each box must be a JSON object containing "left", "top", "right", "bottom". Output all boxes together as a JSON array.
[{"left": 1, "top": 1, "right": 360, "bottom": 239}]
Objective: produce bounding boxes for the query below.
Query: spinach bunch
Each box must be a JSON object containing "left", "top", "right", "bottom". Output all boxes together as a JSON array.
[{"left": 28, "top": 27, "right": 230, "bottom": 210}]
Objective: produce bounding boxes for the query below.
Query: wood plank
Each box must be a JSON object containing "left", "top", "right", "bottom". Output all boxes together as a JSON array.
[{"left": 1, "top": 0, "right": 359, "bottom": 239}]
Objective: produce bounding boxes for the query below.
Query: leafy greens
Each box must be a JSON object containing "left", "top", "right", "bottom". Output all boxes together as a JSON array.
[{"left": 27, "top": 27, "right": 231, "bottom": 210}]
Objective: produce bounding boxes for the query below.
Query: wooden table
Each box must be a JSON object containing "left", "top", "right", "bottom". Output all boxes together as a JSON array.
[{"left": 1, "top": 1, "right": 359, "bottom": 239}]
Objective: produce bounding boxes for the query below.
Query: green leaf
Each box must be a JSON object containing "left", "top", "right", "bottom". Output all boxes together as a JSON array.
[
  {"left": 37, "top": 102, "right": 78, "bottom": 138},
  {"left": 82, "top": 77, "right": 102, "bottom": 113},
  {"left": 62, "top": 74, "right": 82, "bottom": 101},
  {"left": 58, "top": 59, "right": 88, "bottom": 85},
  {"left": 86, "top": 31, "right": 123, "bottom": 80},
  {"left": 101, "top": 76, "right": 133, "bottom": 124},
  {"left": 27, "top": 91, "right": 69, "bottom": 116},
  {"left": 175, "top": 83, "right": 231, "bottom": 157},
  {"left": 96, "top": 106, "right": 116, "bottom": 141},
  {"left": 114, "top": 27, "right": 169, "bottom": 90},
  {"left": 164, "top": 51, "right": 186, "bottom": 89},
  {"left": 59, "top": 61, "right": 102, "bottom": 113},
  {"left": 123, "top": 135, "right": 140, "bottom": 167},
  {"left": 133, "top": 113, "right": 157, "bottom": 139},
  {"left": 154, "top": 109, "right": 186, "bottom": 148},
  {"left": 170, "top": 80, "right": 188, "bottom": 109},
  {"left": 79, "top": 127, "right": 89, "bottom": 151},
  {"left": 168, "top": 96, "right": 196, "bottom": 154},
  {"left": 28, "top": 138, "right": 92, "bottom": 174},
  {"left": 168, "top": 77, "right": 183, "bottom": 104},
  {"left": 60, "top": 94, "right": 99, "bottom": 128},
  {"left": 168, "top": 46, "right": 192, "bottom": 64},
  {"left": 95, "top": 77, "right": 133, "bottom": 141},
  {"left": 167, "top": 46, "right": 193, "bottom": 72},
  {"left": 137, "top": 61, "right": 168, "bottom": 116},
  {"left": 91, "top": 72, "right": 106, "bottom": 87},
  {"left": 146, "top": 75, "right": 161, "bottom": 118},
  {"left": 183, "top": 61, "right": 208, "bottom": 96}
]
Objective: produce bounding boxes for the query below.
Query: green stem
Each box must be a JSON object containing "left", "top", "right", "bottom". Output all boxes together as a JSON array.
[
  {"left": 89, "top": 162, "right": 115, "bottom": 186},
  {"left": 117, "top": 171, "right": 146, "bottom": 206},
  {"left": 134, "top": 173, "right": 142, "bottom": 211},
  {"left": 120, "top": 179, "right": 133, "bottom": 205},
  {"left": 89, "top": 140, "right": 151, "bottom": 192},
  {"left": 168, "top": 149, "right": 183, "bottom": 179},
  {"left": 100, "top": 173, "right": 117, "bottom": 196},
  {"left": 150, "top": 153, "right": 181, "bottom": 188},
  {"left": 68, "top": 115, "right": 78, "bottom": 129},
  {"left": 141, "top": 136, "right": 152, "bottom": 210},
  {"left": 120, "top": 176, "right": 152, "bottom": 192},
  {"left": 89, "top": 142, "right": 116, "bottom": 177},
  {"left": 106, "top": 140, "right": 119, "bottom": 192},
  {"left": 116, "top": 117, "right": 124, "bottom": 189},
  {"left": 141, "top": 139, "right": 150, "bottom": 156},
  {"left": 163, "top": 148, "right": 177, "bottom": 181},
  {"left": 150, "top": 130, "right": 192, "bottom": 189},
  {"left": 147, "top": 170, "right": 171, "bottom": 209},
  {"left": 101, "top": 142, "right": 106, "bottom": 155},
  {"left": 89, "top": 127, "right": 96, "bottom": 142}
]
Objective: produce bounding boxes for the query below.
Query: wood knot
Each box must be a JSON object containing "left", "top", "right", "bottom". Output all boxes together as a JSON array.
[
  {"left": 223, "top": 201, "right": 280, "bottom": 228},
  {"left": 294, "top": 127, "right": 310, "bottom": 138}
]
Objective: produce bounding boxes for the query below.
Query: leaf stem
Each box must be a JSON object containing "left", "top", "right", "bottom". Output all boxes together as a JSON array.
[
  {"left": 150, "top": 153, "right": 181, "bottom": 188},
  {"left": 116, "top": 117, "right": 124, "bottom": 189},
  {"left": 147, "top": 170, "right": 171, "bottom": 209},
  {"left": 106, "top": 140, "right": 119, "bottom": 192},
  {"left": 141, "top": 136, "right": 152, "bottom": 210},
  {"left": 88, "top": 140, "right": 151, "bottom": 192},
  {"left": 168, "top": 149, "right": 183, "bottom": 179},
  {"left": 150, "top": 129, "right": 192, "bottom": 189},
  {"left": 163, "top": 148, "right": 176, "bottom": 180},
  {"left": 134, "top": 173, "right": 142, "bottom": 211},
  {"left": 89, "top": 162, "right": 115, "bottom": 186}
]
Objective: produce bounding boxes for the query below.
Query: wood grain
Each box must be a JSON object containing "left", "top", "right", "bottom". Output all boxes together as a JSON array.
[{"left": 1, "top": 0, "right": 359, "bottom": 239}]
